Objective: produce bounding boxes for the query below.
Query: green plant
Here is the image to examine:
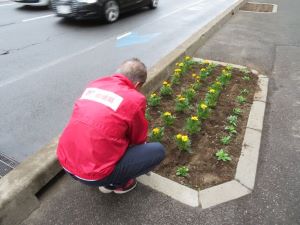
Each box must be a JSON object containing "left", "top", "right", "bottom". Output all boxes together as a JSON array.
[
  {"left": 145, "top": 107, "right": 151, "bottom": 121},
  {"left": 240, "top": 89, "right": 249, "bottom": 95},
  {"left": 149, "top": 127, "right": 164, "bottom": 142},
  {"left": 239, "top": 67, "right": 250, "bottom": 75},
  {"left": 225, "top": 125, "right": 237, "bottom": 135},
  {"left": 175, "top": 95, "right": 190, "bottom": 112},
  {"left": 161, "top": 111, "right": 176, "bottom": 126},
  {"left": 148, "top": 93, "right": 161, "bottom": 107},
  {"left": 185, "top": 116, "right": 201, "bottom": 134},
  {"left": 227, "top": 115, "right": 238, "bottom": 127},
  {"left": 183, "top": 88, "right": 196, "bottom": 102},
  {"left": 176, "top": 166, "right": 189, "bottom": 177},
  {"left": 242, "top": 75, "right": 251, "bottom": 81},
  {"left": 205, "top": 88, "right": 219, "bottom": 108},
  {"left": 236, "top": 95, "right": 246, "bottom": 104},
  {"left": 171, "top": 69, "right": 182, "bottom": 85},
  {"left": 220, "top": 135, "right": 232, "bottom": 145},
  {"left": 197, "top": 102, "right": 210, "bottom": 120},
  {"left": 215, "top": 149, "right": 232, "bottom": 161},
  {"left": 233, "top": 108, "right": 242, "bottom": 116},
  {"left": 175, "top": 134, "right": 191, "bottom": 152},
  {"left": 225, "top": 64, "right": 233, "bottom": 72},
  {"left": 191, "top": 79, "right": 201, "bottom": 91},
  {"left": 160, "top": 81, "right": 173, "bottom": 96},
  {"left": 200, "top": 68, "right": 209, "bottom": 79}
]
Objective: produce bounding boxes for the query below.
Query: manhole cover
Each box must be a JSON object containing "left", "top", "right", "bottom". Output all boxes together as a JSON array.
[
  {"left": 0, "top": 152, "right": 19, "bottom": 178},
  {"left": 240, "top": 2, "right": 277, "bottom": 13}
]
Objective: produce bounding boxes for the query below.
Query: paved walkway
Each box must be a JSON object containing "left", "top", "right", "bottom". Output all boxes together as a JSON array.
[{"left": 23, "top": 0, "right": 300, "bottom": 224}]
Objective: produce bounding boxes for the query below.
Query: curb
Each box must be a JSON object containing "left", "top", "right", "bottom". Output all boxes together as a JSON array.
[
  {"left": 138, "top": 58, "right": 269, "bottom": 208},
  {"left": 0, "top": 1, "right": 247, "bottom": 224}
]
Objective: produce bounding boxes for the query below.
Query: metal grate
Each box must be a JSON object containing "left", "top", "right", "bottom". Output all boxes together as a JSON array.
[{"left": 0, "top": 152, "right": 19, "bottom": 178}]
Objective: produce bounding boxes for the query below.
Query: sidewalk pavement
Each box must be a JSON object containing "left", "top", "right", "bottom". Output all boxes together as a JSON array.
[{"left": 22, "top": 0, "right": 300, "bottom": 224}]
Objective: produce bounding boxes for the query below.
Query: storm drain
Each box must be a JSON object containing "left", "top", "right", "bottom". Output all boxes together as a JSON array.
[
  {"left": 240, "top": 2, "right": 278, "bottom": 13},
  {"left": 0, "top": 152, "right": 19, "bottom": 178}
]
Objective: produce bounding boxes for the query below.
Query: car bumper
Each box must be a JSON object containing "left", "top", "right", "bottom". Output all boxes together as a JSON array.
[
  {"left": 14, "top": 0, "right": 49, "bottom": 6},
  {"left": 54, "top": 0, "right": 103, "bottom": 19}
]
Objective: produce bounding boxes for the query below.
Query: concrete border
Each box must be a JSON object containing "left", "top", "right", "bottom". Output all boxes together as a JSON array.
[
  {"left": 138, "top": 58, "right": 269, "bottom": 208},
  {"left": 0, "top": 1, "right": 247, "bottom": 224}
]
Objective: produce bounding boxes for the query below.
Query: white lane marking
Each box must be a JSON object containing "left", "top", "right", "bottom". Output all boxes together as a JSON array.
[
  {"left": 116, "top": 32, "right": 132, "bottom": 40},
  {"left": 22, "top": 14, "right": 55, "bottom": 22},
  {"left": 0, "top": 2, "right": 16, "bottom": 6}
]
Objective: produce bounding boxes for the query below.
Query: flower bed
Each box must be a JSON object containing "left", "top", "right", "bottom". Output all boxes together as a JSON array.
[{"left": 146, "top": 57, "right": 258, "bottom": 190}]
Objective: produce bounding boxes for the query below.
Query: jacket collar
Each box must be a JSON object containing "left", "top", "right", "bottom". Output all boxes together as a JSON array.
[{"left": 112, "top": 73, "right": 136, "bottom": 89}]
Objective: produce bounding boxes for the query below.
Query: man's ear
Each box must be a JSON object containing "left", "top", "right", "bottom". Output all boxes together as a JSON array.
[{"left": 134, "top": 82, "right": 144, "bottom": 90}]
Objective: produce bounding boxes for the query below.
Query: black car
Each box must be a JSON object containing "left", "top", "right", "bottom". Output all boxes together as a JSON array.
[{"left": 53, "top": 0, "right": 158, "bottom": 22}]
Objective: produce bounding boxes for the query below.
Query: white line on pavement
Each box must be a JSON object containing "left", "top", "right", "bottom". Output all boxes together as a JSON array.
[
  {"left": 22, "top": 14, "right": 55, "bottom": 22},
  {"left": 116, "top": 32, "right": 132, "bottom": 40}
]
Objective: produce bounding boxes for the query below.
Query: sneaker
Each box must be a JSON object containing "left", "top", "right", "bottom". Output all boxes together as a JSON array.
[
  {"left": 98, "top": 186, "right": 114, "bottom": 194},
  {"left": 113, "top": 179, "right": 137, "bottom": 194}
]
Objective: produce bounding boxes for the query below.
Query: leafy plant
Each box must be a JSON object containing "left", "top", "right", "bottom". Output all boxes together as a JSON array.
[
  {"left": 233, "top": 107, "right": 242, "bottom": 116},
  {"left": 185, "top": 116, "right": 201, "bottom": 135},
  {"left": 175, "top": 134, "right": 191, "bottom": 152},
  {"left": 236, "top": 95, "right": 246, "bottom": 104},
  {"left": 240, "top": 88, "right": 249, "bottom": 95},
  {"left": 145, "top": 107, "right": 151, "bottom": 121},
  {"left": 191, "top": 80, "right": 201, "bottom": 91},
  {"left": 239, "top": 67, "right": 250, "bottom": 75},
  {"left": 197, "top": 102, "right": 210, "bottom": 120},
  {"left": 160, "top": 81, "right": 173, "bottom": 96},
  {"left": 149, "top": 127, "right": 164, "bottom": 142},
  {"left": 176, "top": 166, "right": 189, "bottom": 177},
  {"left": 220, "top": 135, "right": 232, "bottom": 145},
  {"left": 183, "top": 88, "right": 196, "bottom": 102},
  {"left": 225, "top": 65, "right": 233, "bottom": 72},
  {"left": 215, "top": 149, "right": 232, "bottom": 161},
  {"left": 175, "top": 95, "right": 190, "bottom": 112},
  {"left": 205, "top": 88, "right": 219, "bottom": 108},
  {"left": 227, "top": 115, "right": 238, "bottom": 127},
  {"left": 171, "top": 69, "right": 181, "bottom": 85},
  {"left": 242, "top": 75, "right": 251, "bottom": 81},
  {"left": 225, "top": 125, "right": 237, "bottom": 135},
  {"left": 161, "top": 112, "right": 176, "bottom": 126},
  {"left": 200, "top": 68, "right": 209, "bottom": 79},
  {"left": 148, "top": 93, "right": 161, "bottom": 107}
]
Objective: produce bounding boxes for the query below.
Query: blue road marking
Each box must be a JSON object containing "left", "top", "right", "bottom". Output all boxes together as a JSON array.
[{"left": 116, "top": 32, "right": 160, "bottom": 47}]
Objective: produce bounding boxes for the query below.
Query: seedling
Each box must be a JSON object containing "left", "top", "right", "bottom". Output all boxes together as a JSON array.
[
  {"left": 200, "top": 68, "right": 209, "bottom": 79},
  {"left": 205, "top": 88, "right": 219, "bottom": 108},
  {"left": 236, "top": 95, "right": 246, "bottom": 104},
  {"left": 197, "top": 102, "right": 210, "bottom": 120},
  {"left": 215, "top": 149, "right": 231, "bottom": 161},
  {"left": 185, "top": 116, "right": 201, "bottom": 135},
  {"left": 149, "top": 127, "right": 164, "bottom": 142},
  {"left": 148, "top": 93, "right": 161, "bottom": 107},
  {"left": 161, "top": 112, "right": 176, "bottom": 126},
  {"left": 240, "top": 88, "right": 249, "bottom": 95},
  {"left": 175, "top": 96, "right": 190, "bottom": 112},
  {"left": 160, "top": 81, "right": 173, "bottom": 96},
  {"left": 176, "top": 166, "right": 189, "bottom": 177},
  {"left": 183, "top": 88, "right": 196, "bottom": 102},
  {"left": 227, "top": 115, "right": 238, "bottom": 127},
  {"left": 242, "top": 75, "right": 251, "bottom": 81},
  {"left": 175, "top": 134, "right": 191, "bottom": 152},
  {"left": 239, "top": 67, "right": 250, "bottom": 75},
  {"left": 225, "top": 125, "right": 237, "bottom": 135},
  {"left": 233, "top": 108, "right": 242, "bottom": 116},
  {"left": 191, "top": 80, "right": 201, "bottom": 91},
  {"left": 220, "top": 135, "right": 232, "bottom": 145}
]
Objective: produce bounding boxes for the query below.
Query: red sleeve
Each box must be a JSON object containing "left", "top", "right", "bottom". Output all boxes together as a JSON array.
[{"left": 128, "top": 98, "right": 148, "bottom": 145}]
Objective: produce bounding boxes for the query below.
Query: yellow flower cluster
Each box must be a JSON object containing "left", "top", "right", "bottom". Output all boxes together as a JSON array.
[
  {"left": 191, "top": 116, "right": 198, "bottom": 121},
  {"left": 163, "top": 81, "right": 171, "bottom": 87},
  {"left": 179, "top": 97, "right": 186, "bottom": 102},
  {"left": 174, "top": 68, "right": 182, "bottom": 73},
  {"left": 200, "top": 103, "right": 208, "bottom": 110},
  {"left": 209, "top": 88, "right": 216, "bottom": 94},
  {"left": 152, "top": 127, "right": 160, "bottom": 135},
  {"left": 203, "top": 60, "right": 210, "bottom": 64},
  {"left": 176, "top": 134, "right": 189, "bottom": 142},
  {"left": 201, "top": 68, "right": 206, "bottom": 72},
  {"left": 215, "top": 81, "right": 221, "bottom": 86},
  {"left": 150, "top": 93, "right": 157, "bottom": 98},
  {"left": 163, "top": 112, "right": 171, "bottom": 116},
  {"left": 178, "top": 62, "right": 184, "bottom": 67},
  {"left": 185, "top": 56, "right": 191, "bottom": 61}
]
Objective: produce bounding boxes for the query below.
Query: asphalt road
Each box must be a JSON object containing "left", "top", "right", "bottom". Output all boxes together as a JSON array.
[{"left": 0, "top": 0, "right": 239, "bottom": 162}]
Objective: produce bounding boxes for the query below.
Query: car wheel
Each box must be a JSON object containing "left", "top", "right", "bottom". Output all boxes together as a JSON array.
[
  {"left": 149, "top": 0, "right": 158, "bottom": 9},
  {"left": 104, "top": 0, "right": 119, "bottom": 23}
]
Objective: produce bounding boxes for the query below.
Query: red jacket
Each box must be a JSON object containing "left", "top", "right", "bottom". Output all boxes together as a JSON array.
[{"left": 57, "top": 74, "right": 148, "bottom": 180}]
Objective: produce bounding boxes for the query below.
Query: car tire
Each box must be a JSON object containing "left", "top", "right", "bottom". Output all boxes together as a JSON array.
[
  {"left": 149, "top": 0, "right": 158, "bottom": 9},
  {"left": 104, "top": 0, "right": 120, "bottom": 23}
]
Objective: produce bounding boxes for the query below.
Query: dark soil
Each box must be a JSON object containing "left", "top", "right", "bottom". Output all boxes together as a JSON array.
[{"left": 147, "top": 63, "right": 258, "bottom": 190}]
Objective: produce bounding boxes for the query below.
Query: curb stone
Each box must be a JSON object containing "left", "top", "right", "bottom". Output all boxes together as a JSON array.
[
  {"left": 138, "top": 58, "right": 269, "bottom": 208},
  {"left": 0, "top": 1, "right": 247, "bottom": 224}
]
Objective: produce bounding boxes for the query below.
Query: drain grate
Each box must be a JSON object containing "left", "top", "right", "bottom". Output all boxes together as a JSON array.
[
  {"left": 240, "top": 2, "right": 277, "bottom": 13},
  {"left": 0, "top": 152, "right": 19, "bottom": 178}
]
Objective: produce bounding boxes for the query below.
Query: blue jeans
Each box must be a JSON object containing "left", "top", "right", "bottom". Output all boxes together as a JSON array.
[{"left": 67, "top": 142, "right": 165, "bottom": 188}]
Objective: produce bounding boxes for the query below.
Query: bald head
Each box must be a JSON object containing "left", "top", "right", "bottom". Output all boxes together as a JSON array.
[{"left": 116, "top": 58, "right": 147, "bottom": 84}]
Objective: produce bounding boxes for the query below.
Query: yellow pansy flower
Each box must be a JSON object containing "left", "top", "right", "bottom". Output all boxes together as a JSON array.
[
  {"left": 185, "top": 56, "right": 191, "bottom": 61},
  {"left": 163, "top": 81, "right": 169, "bottom": 86},
  {"left": 209, "top": 88, "right": 216, "bottom": 94},
  {"left": 181, "top": 135, "right": 189, "bottom": 142},
  {"left": 216, "top": 81, "right": 221, "bottom": 86},
  {"left": 191, "top": 116, "right": 198, "bottom": 121},
  {"left": 150, "top": 93, "right": 157, "bottom": 98},
  {"left": 164, "top": 112, "right": 171, "bottom": 116},
  {"left": 174, "top": 68, "right": 182, "bottom": 73},
  {"left": 201, "top": 68, "right": 206, "bottom": 72},
  {"left": 192, "top": 73, "right": 197, "bottom": 77},
  {"left": 200, "top": 103, "right": 208, "bottom": 110},
  {"left": 179, "top": 97, "right": 186, "bottom": 101},
  {"left": 152, "top": 128, "right": 160, "bottom": 135},
  {"left": 178, "top": 62, "right": 184, "bottom": 67},
  {"left": 176, "top": 134, "right": 182, "bottom": 139}
]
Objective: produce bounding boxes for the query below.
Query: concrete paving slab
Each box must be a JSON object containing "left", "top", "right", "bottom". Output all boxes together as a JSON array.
[{"left": 246, "top": 101, "right": 266, "bottom": 131}]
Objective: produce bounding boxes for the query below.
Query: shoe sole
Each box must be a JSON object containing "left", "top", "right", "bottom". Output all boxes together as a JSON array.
[
  {"left": 113, "top": 182, "right": 137, "bottom": 194},
  {"left": 98, "top": 186, "right": 113, "bottom": 194}
]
